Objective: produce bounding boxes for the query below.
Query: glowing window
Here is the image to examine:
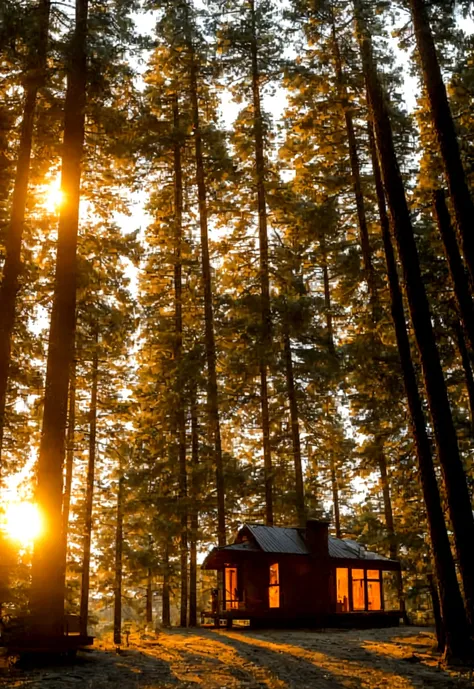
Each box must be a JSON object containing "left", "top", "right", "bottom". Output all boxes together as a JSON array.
[
  {"left": 352, "top": 569, "right": 365, "bottom": 611},
  {"left": 269, "top": 563, "right": 280, "bottom": 608},
  {"left": 225, "top": 567, "right": 239, "bottom": 609},
  {"left": 367, "top": 570, "right": 380, "bottom": 580},
  {"left": 336, "top": 568, "right": 349, "bottom": 612},
  {"left": 367, "top": 579, "right": 382, "bottom": 610}
]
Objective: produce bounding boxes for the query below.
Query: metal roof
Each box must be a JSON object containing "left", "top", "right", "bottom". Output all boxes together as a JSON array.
[
  {"left": 243, "top": 524, "right": 392, "bottom": 562},
  {"left": 245, "top": 524, "right": 308, "bottom": 554},
  {"left": 328, "top": 537, "right": 387, "bottom": 560},
  {"left": 220, "top": 541, "right": 260, "bottom": 552}
]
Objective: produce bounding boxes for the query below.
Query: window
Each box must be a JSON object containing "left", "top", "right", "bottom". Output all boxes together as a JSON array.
[
  {"left": 367, "top": 570, "right": 382, "bottom": 611},
  {"left": 336, "top": 568, "right": 349, "bottom": 612},
  {"left": 269, "top": 563, "right": 280, "bottom": 608},
  {"left": 352, "top": 569, "right": 365, "bottom": 611},
  {"left": 225, "top": 567, "right": 239, "bottom": 610}
]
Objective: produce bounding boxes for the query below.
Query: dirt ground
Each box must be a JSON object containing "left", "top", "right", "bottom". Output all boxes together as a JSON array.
[{"left": 1, "top": 626, "right": 473, "bottom": 689}]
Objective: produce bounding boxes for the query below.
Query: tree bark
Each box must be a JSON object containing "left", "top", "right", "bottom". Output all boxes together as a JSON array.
[
  {"left": 377, "top": 443, "right": 407, "bottom": 620},
  {"left": 321, "top": 234, "right": 341, "bottom": 534},
  {"left": 184, "top": 4, "right": 225, "bottom": 547},
  {"left": 0, "top": 0, "right": 50, "bottom": 472},
  {"left": 428, "top": 573, "right": 446, "bottom": 652},
  {"left": 62, "top": 358, "right": 75, "bottom": 542},
  {"left": 330, "top": 449, "right": 342, "bottom": 539},
  {"left": 453, "top": 317, "right": 474, "bottom": 430},
  {"left": 410, "top": 0, "right": 474, "bottom": 286},
  {"left": 332, "top": 20, "right": 401, "bottom": 579},
  {"left": 113, "top": 468, "right": 124, "bottom": 646},
  {"left": 359, "top": 19, "right": 473, "bottom": 655},
  {"left": 80, "top": 329, "right": 99, "bottom": 636},
  {"left": 377, "top": 450, "right": 396, "bottom": 560},
  {"left": 146, "top": 568, "right": 153, "bottom": 626},
  {"left": 432, "top": 188, "right": 474, "bottom": 356},
  {"left": 282, "top": 318, "right": 305, "bottom": 526},
  {"left": 330, "top": 17, "right": 376, "bottom": 308},
  {"left": 30, "top": 0, "right": 87, "bottom": 635},
  {"left": 189, "top": 387, "right": 199, "bottom": 626},
  {"left": 162, "top": 537, "right": 171, "bottom": 627},
  {"left": 172, "top": 94, "right": 188, "bottom": 628},
  {"left": 249, "top": 0, "right": 274, "bottom": 525},
  {"left": 61, "top": 357, "right": 75, "bottom": 584}
]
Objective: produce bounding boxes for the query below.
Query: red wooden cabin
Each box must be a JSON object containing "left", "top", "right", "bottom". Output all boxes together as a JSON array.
[{"left": 202, "top": 519, "right": 401, "bottom": 628}]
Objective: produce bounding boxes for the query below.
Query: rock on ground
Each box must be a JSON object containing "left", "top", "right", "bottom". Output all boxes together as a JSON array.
[{"left": 1, "top": 626, "right": 473, "bottom": 689}]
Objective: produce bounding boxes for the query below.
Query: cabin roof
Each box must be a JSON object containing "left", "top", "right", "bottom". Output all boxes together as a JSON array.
[
  {"left": 244, "top": 524, "right": 390, "bottom": 560},
  {"left": 244, "top": 524, "right": 308, "bottom": 554},
  {"left": 202, "top": 523, "right": 399, "bottom": 570}
]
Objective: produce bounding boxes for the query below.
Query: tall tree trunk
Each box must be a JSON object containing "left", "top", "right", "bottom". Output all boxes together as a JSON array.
[
  {"left": 377, "top": 442, "right": 407, "bottom": 620},
  {"left": 322, "top": 246, "right": 335, "bottom": 358},
  {"left": 428, "top": 572, "right": 446, "bottom": 652},
  {"left": 0, "top": 0, "right": 50, "bottom": 472},
  {"left": 409, "top": 0, "right": 474, "bottom": 285},
  {"left": 162, "top": 538, "right": 171, "bottom": 627},
  {"left": 321, "top": 234, "right": 341, "bottom": 534},
  {"left": 30, "top": 0, "right": 87, "bottom": 634},
  {"left": 61, "top": 358, "right": 75, "bottom": 580},
  {"left": 332, "top": 20, "right": 400, "bottom": 580},
  {"left": 189, "top": 387, "right": 199, "bottom": 627},
  {"left": 330, "top": 16, "right": 376, "bottom": 307},
  {"left": 432, "top": 189, "right": 474, "bottom": 355},
  {"left": 62, "top": 359, "right": 76, "bottom": 539},
  {"left": 330, "top": 449, "right": 341, "bottom": 539},
  {"left": 359, "top": 19, "right": 472, "bottom": 656},
  {"left": 146, "top": 568, "right": 153, "bottom": 626},
  {"left": 283, "top": 318, "right": 305, "bottom": 526},
  {"left": 453, "top": 317, "right": 474, "bottom": 430},
  {"left": 113, "top": 467, "right": 124, "bottom": 646},
  {"left": 250, "top": 0, "right": 274, "bottom": 525},
  {"left": 185, "top": 9, "right": 225, "bottom": 546},
  {"left": 172, "top": 95, "right": 188, "bottom": 628},
  {"left": 377, "top": 449, "right": 396, "bottom": 560},
  {"left": 80, "top": 330, "right": 98, "bottom": 636}
]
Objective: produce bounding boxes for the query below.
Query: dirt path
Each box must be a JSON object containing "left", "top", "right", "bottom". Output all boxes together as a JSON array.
[{"left": 1, "top": 626, "right": 473, "bottom": 689}]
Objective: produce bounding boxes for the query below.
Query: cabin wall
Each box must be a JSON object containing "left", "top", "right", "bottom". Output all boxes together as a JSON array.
[
  {"left": 216, "top": 555, "right": 400, "bottom": 622},
  {"left": 239, "top": 555, "right": 331, "bottom": 617},
  {"left": 240, "top": 560, "right": 267, "bottom": 613}
]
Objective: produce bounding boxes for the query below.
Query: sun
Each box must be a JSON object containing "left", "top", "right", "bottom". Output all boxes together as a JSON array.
[
  {"left": 43, "top": 180, "right": 65, "bottom": 213},
  {"left": 5, "top": 502, "right": 43, "bottom": 545}
]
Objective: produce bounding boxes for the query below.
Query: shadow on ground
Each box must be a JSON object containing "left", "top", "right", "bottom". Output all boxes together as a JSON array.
[{"left": 0, "top": 626, "right": 472, "bottom": 689}]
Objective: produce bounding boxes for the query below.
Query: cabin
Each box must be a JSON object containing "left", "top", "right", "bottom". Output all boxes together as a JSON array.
[{"left": 202, "top": 519, "right": 402, "bottom": 628}]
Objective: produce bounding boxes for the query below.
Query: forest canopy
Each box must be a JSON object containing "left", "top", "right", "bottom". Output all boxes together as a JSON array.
[{"left": 1, "top": 0, "right": 474, "bottom": 663}]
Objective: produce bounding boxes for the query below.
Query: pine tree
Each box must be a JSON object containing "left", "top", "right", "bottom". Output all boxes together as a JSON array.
[
  {"left": 30, "top": 0, "right": 88, "bottom": 634},
  {"left": 409, "top": 0, "right": 474, "bottom": 285},
  {"left": 0, "top": 0, "right": 51, "bottom": 470},
  {"left": 354, "top": 3, "right": 473, "bottom": 656}
]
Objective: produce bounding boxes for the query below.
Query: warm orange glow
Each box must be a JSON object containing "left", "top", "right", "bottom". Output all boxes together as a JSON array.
[
  {"left": 336, "top": 567, "right": 349, "bottom": 612},
  {"left": 269, "top": 562, "right": 280, "bottom": 608},
  {"left": 367, "top": 580, "right": 382, "bottom": 610},
  {"left": 225, "top": 567, "right": 239, "bottom": 609},
  {"left": 5, "top": 502, "right": 43, "bottom": 545},
  {"left": 43, "top": 180, "right": 64, "bottom": 212},
  {"left": 352, "top": 568, "right": 365, "bottom": 611}
]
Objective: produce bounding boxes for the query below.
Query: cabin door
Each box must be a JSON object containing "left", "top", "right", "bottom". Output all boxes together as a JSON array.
[{"left": 224, "top": 567, "right": 239, "bottom": 609}]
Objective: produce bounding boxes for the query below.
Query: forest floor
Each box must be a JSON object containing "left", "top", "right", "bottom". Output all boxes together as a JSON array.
[{"left": 1, "top": 625, "right": 474, "bottom": 689}]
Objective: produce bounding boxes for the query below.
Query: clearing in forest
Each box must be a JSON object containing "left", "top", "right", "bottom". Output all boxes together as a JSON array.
[{"left": 1, "top": 626, "right": 473, "bottom": 689}]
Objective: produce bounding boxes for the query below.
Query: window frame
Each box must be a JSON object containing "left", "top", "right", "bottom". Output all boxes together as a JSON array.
[
  {"left": 268, "top": 562, "right": 280, "bottom": 609},
  {"left": 336, "top": 567, "right": 385, "bottom": 613},
  {"left": 224, "top": 566, "right": 239, "bottom": 610}
]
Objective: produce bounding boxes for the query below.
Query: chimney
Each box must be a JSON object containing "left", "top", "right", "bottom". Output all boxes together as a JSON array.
[{"left": 305, "top": 518, "right": 330, "bottom": 557}]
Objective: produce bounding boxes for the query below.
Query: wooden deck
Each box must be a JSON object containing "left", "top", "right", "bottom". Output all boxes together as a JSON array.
[{"left": 201, "top": 609, "right": 402, "bottom": 629}]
